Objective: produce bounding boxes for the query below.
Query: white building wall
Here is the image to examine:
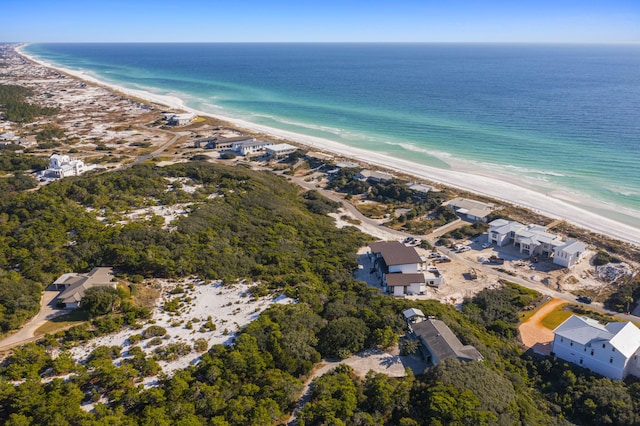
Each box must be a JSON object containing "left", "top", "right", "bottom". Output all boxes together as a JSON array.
[
  {"left": 553, "top": 336, "right": 627, "bottom": 380},
  {"left": 389, "top": 264, "right": 419, "bottom": 274}
]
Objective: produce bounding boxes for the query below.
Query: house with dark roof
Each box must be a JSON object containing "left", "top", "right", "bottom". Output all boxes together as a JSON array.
[
  {"left": 369, "top": 241, "right": 444, "bottom": 295},
  {"left": 552, "top": 315, "right": 640, "bottom": 380},
  {"left": 403, "top": 308, "right": 483, "bottom": 365},
  {"left": 53, "top": 267, "right": 116, "bottom": 309}
]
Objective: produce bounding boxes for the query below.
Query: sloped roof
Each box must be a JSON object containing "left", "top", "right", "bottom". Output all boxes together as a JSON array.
[
  {"left": 56, "top": 267, "right": 115, "bottom": 305},
  {"left": 448, "top": 197, "right": 494, "bottom": 211},
  {"left": 386, "top": 273, "right": 425, "bottom": 286},
  {"left": 403, "top": 308, "right": 425, "bottom": 320},
  {"left": 369, "top": 241, "right": 422, "bottom": 266},
  {"left": 607, "top": 322, "right": 640, "bottom": 358},
  {"left": 554, "top": 315, "right": 640, "bottom": 357},
  {"left": 412, "top": 319, "right": 483, "bottom": 362},
  {"left": 556, "top": 240, "right": 587, "bottom": 254}
]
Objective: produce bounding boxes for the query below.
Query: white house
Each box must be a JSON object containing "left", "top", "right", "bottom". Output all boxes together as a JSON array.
[
  {"left": 446, "top": 198, "right": 495, "bottom": 222},
  {"left": 552, "top": 315, "right": 640, "bottom": 380},
  {"left": 354, "top": 169, "right": 395, "bottom": 184},
  {"left": 553, "top": 240, "right": 588, "bottom": 268},
  {"left": 488, "top": 219, "right": 586, "bottom": 266},
  {"left": 368, "top": 241, "right": 444, "bottom": 295},
  {"left": 167, "top": 113, "right": 195, "bottom": 126},
  {"left": 386, "top": 273, "right": 426, "bottom": 296},
  {"left": 265, "top": 143, "right": 297, "bottom": 158},
  {"left": 53, "top": 267, "right": 116, "bottom": 309},
  {"left": 403, "top": 308, "right": 483, "bottom": 365},
  {"left": 231, "top": 139, "right": 274, "bottom": 156},
  {"left": 369, "top": 241, "right": 423, "bottom": 275},
  {"left": 46, "top": 154, "right": 92, "bottom": 178}
]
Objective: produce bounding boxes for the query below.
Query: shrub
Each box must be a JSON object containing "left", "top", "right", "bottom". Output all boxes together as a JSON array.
[{"left": 143, "top": 325, "right": 167, "bottom": 339}]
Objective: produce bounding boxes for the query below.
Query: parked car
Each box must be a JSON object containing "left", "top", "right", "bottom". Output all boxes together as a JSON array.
[
  {"left": 458, "top": 246, "right": 471, "bottom": 253},
  {"left": 488, "top": 255, "right": 504, "bottom": 265},
  {"left": 577, "top": 295, "right": 592, "bottom": 304},
  {"left": 481, "top": 242, "right": 491, "bottom": 249}
]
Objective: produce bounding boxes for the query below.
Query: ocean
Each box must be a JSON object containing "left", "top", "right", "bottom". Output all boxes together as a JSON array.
[{"left": 23, "top": 43, "right": 640, "bottom": 229}]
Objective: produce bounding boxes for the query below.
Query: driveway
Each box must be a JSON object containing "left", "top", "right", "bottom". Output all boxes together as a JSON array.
[{"left": 0, "top": 289, "right": 69, "bottom": 351}]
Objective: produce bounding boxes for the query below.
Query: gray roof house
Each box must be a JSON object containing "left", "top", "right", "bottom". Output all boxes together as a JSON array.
[
  {"left": 54, "top": 267, "right": 116, "bottom": 309},
  {"left": 552, "top": 315, "right": 640, "bottom": 380},
  {"left": 403, "top": 308, "right": 483, "bottom": 365}
]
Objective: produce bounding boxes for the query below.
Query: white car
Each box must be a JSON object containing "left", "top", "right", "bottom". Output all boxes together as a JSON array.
[{"left": 481, "top": 242, "right": 491, "bottom": 249}]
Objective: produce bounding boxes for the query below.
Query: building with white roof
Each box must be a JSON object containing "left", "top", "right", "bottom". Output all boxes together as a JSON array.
[
  {"left": 354, "top": 169, "right": 396, "bottom": 183},
  {"left": 552, "top": 315, "right": 640, "bottom": 380},
  {"left": 488, "top": 219, "right": 587, "bottom": 267},
  {"left": 446, "top": 197, "right": 496, "bottom": 222},
  {"left": 553, "top": 240, "right": 588, "bottom": 268},
  {"left": 46, "top": 154, "right": 92, "bottom": 178},
  {"left": 231, "top": 139, "right": 274, "bottom": 156},
  {"left": 265, "top": 143, "right": 297, "bottom": 158}
]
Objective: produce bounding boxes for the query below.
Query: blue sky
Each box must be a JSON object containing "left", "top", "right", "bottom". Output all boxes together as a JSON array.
[{"left": 3, "top": 0, "right": 639, "bottom": 43}]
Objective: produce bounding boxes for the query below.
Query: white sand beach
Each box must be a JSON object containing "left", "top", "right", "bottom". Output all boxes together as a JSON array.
[{"left": 16, "top": 45, "right": 640, "bottom": 246}]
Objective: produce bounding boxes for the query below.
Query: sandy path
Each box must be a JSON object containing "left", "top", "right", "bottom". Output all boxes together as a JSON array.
[{"left": 519, "top": 297, "right": 566, "bottom": 355}]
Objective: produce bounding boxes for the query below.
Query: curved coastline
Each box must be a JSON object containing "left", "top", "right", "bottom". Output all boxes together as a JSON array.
[{"left": 16, "top": 44, "right": 640, "bottom": 246}]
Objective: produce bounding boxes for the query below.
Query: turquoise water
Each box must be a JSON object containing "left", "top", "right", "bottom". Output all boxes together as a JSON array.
[{"left": 23, "top": 43, "right": 640, "bottom": 227}]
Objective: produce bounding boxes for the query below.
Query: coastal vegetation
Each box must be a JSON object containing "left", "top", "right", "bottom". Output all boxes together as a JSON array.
[
  {"left": 0, "top": 161, "right": 639, "bottom": 424},
  {"left": 0, "top": 84, "right": 59, "bottom": 123}
]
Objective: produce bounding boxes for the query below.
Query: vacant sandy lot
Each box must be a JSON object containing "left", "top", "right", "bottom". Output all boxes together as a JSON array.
[{"left": 519, "top": 297, "right": 566, "bottom": 355}]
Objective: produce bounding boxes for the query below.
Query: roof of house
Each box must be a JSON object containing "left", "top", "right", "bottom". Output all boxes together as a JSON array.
[
  {"left": 403, "top": 308, "right": 425, "bottom": 320},
  {"left": 234, "top": 139, "right": 274, "bottom": 148},
  {"left": 554, "top": 315, "right": 640, "bottom": 358},
  {"left": 357, "top": 169, "right": 396, "bottom": 182},
  {"left": 267, "top": 143, "right": 297, "bottom": 152},
  {"left": 490, "top": 220, "right": 525, "bottom": 235},
  {"left": 56, "top": 267, "right": 115, "bottom": 305},
  {"left": 555, "top": 240, "right": 587, "bottom": 254},
  {"left": 448, "top": 197, "right": 495, "bottom": 211},
  {"left": 369, "top": 241, "right": 422, "bottom": 266},
  {"left": 407, "top": 183, "right": 433, "bottom": 194},
  {"left": 386, "top": 273, "right": 425, "bottom": 286},
  {"left": 335, "top": 161, "right": 360, "bottom": 169},
  {"left": 412, "top": 319, "right": 483, "bottom": 362}
]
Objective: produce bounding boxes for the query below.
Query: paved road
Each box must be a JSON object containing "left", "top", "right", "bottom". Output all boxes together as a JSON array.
[
  {"left": 0, "top": 290, "right": 70, "bottom": 352},
  {"left": 132, "top": 129, "right": 188, "bottom": 165}
]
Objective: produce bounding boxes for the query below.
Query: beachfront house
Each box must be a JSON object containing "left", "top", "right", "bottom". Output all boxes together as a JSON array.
[
  {"left": 265, "top": 143, "right": 297, "bottom": 158},
  {"left": 52, "top": 267, "right": 116, "bottom": 309},
  {"left": 403, "top": 308, "right": 483, "bottom": 365},
  {"left": 488, "top": 219, "right": 586, "bottom": 266},
  {"left": 46, "top": 153, "right": 92, "bottom": 178},
  {"left": 553, "top": 240, "right": 588, "bottom": 268},
  {"left": 231, "top": 139, "right": 274, "bottom": 156},
  {"left": 552, "top": 315, "right": 640, "bottom": 380},
  {"left": 407, "top": 183, "right": 434, "bottom": 200},
  {"left": 169, "top": 113, "right": 195, "bottom": 126},
  {"left": 446, "top": 197, "right": 495, "bottom": 222},
  {"left": 354, "top": 169, "right": 396, "bottom": 184}
]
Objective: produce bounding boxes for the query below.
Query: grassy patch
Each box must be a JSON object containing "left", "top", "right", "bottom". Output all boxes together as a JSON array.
[
  {"left": 131, "top": 283, "right": 161, "bottom": 309},
  {"left": 34, "top": 310, "right": 89, "bottom": 336},
  {"left": 354, "top": 203, "right": 389, "bottom": 219},
  {"left": 539, "top": 304, "right": 572, "bottom": 330}
]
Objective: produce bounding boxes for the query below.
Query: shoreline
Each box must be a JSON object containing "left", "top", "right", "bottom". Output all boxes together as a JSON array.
[{"left": 15, "top": 44, "right": 640, "bottom": 246}]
